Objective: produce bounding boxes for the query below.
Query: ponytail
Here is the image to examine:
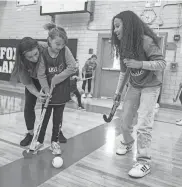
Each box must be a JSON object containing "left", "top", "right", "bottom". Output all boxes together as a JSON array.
[
  {"left": 44, "top": 22, "right": 57, "bottom": 31},
  {"left": 44, "top": 22, "right": 68, "bottom": 45}
]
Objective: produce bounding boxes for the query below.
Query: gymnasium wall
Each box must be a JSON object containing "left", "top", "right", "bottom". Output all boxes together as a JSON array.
[{"left": 0, "top": 0, "right": 181, "bottom": 106}]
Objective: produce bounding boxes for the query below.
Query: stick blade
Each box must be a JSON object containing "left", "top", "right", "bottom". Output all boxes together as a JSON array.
[
  {"left": 103, "top": 114, "right": 111, "bottom": 123},
  {"left": 22, "top": 149, "right": 38, "bottom": 158}
]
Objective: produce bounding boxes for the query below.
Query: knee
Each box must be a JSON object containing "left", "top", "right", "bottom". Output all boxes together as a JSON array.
[
  {"left": 137, "top": 124, "right": 152, "bottom": 134},
  {"left": 136, "top": 113, "right": 153, "bottom": 135},
  {"left": 137, "top": 110, "right": 154, "bottom": 126},
  {"left": 121, "top": 122, "right": 129, "bottom": 132}
]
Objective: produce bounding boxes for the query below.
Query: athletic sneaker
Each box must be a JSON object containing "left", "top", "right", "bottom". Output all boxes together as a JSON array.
[
  {"left": 155, "top": 103, "right": 160, "bottom": 109},
  {"left": 78, "top": 105, "right": 86, "bottom": 110},
  {"left": 50, "top": 142, "right": 62, "bottom": 155},
  {"left": 128, "top": 163, "right": 151, "bottom": 178},
  {"left": 32, "top": 141, "right": 44, "bottom": 151},
  {"left": 176, "top": 119, "right": 182, "bottom": 126},
  {"left": 20, "top": 133, "right": 33, "bottom": 147},
  {"left": 82, "top": 93, "right": 86, "bottom": 98},
  {"left": 87, "top": 93, "right": 92, "bottom": 98},
  {"left": 116, "top": 142, "right": 132, "bottom": 155},
  {"left": 58, "top": 131, "right": 67, "bottom": 143}
]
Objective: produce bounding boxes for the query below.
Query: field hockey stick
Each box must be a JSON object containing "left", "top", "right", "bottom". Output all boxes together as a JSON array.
[
  {"left": 79, "top": 76, "right": 94, "bottom": 81},
  {"left": 80, "top": 70, "right": 95, "bottom": 81},
  {"left": 22, "top": 86, "right": 54, "bottom": 158},
  {"left": 173, "top": 84, "right": 182, "bottom": 103},
  {"left": 103, "top": 68, "right": 130, "bottom": 123}
]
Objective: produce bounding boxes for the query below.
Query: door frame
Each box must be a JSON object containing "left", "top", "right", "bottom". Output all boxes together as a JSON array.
[
  {"left": 157, "top": 32, "right": 168, "bottom": 104},
  {"left": 93, "top": 32, "right": 168, "bottom": 100},
  {"left": 94, "top": 33, "right": 111, "bottom": 98}
]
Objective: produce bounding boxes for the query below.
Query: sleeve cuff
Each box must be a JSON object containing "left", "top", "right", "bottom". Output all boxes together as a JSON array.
[{"left": 142, "top": 61, "right": 150, "bottom": 70}]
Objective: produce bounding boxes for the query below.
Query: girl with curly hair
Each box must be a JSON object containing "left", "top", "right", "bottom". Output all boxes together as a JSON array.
[{"left": 112, "top": 10, "right": 166, "bottom": 178}]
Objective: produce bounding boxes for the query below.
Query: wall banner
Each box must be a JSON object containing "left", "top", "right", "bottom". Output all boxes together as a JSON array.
[
  {"left": 0, "top": 39, "right": 18, "bottom": 81},
  {"left": 0, "top": 39, "right": 77, "bottom": 81}
]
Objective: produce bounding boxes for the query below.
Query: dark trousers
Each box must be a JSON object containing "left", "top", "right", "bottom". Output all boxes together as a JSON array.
[
  {"left": 82, "top": 73, "right": 92, "bottom": 92},
  {"left": 72, "top": 88, "right": 82, "bottom": 106},
  {"left": 37, "top": 104, "right": 65, "bottom": 143},
  {"left": 24, "top": 79, "right": 41, "bottom": 131}
]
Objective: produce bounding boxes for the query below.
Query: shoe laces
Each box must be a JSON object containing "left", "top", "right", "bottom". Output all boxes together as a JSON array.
[
  {"left": 133, "top": 162, "right": 149, "bottom": 170},
  {"left": 119, "top": 142, "right": 127, "bottom": 149},
  {"left": 133, "top": 162, "right": 141, "bottom": 168},
  {"left": 52, "top": 142, "right": 60, "bottom": 150}
]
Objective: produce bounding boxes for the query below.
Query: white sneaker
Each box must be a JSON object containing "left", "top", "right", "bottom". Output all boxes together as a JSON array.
[
  {"left": 176, "top": 119, "right": 182, "bottom": 126},
  {"left": 87, "top": 93, "right": 92, "bottom": 98},
  {"left": 82, "top": 93, "right": 86, "bottom": 98},
  {"left": 155, "top": 103, "right": 160, "bottom": 109},
  {"left": 128, "top": 163, "right": 151, "bottom": 178},
  {"left": 49, "top": 142, "right": 62, "bottom": 155},
  {"left": 32, "top": 141, "right": 43, "bottom": 151},
  {"left": 116, "top": 142, "right": 132, "bottom": 155},
  {"left": 78, "top": 105, "right": 86, "bottom": 110}
]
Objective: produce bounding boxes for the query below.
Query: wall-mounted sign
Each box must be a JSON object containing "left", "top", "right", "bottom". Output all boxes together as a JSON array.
[
  {"left": 40, "top": 0, "right": 88, "bottom": 15},
  {"left": 16, "top": 0, "right": 37, "bottom": 6},
  {"left": 0, "top": 39, "right": 17, "bottom": 81},
  {"left": 0, "top": 39, "right": 77, "bottom": 81}
]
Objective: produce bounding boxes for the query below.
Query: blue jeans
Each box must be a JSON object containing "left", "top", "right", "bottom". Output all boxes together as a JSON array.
[{"left": 120, "top": 85, "right": 160, "bottom": 164}]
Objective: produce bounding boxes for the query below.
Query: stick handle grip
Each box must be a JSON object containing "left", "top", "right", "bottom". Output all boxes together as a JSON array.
[
  {"left": 117, "top": 68, "right": 130, "bottom": 96},
  {"left": 44, "top": 86, "right": 54, "bottom": 108}
]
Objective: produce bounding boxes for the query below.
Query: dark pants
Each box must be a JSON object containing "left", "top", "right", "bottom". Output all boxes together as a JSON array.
[
  {"left": 72, "top": 88, "right": 82, "bottom": 106},
  {"left": 179, "top": 91, "right": 182, "bottom": 104},
  {"left": 24, "top": 79, "right": 41, "bottom": 131},
  {"left": 37, "top": 104, "right": 65, "bottom": 143},
  {"left": 82, "top": 73, "right": 92, "bottom": 92}
]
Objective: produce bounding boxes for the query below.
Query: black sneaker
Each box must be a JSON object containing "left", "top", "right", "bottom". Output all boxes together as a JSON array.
[
  {"left": 58, "top": 131, "right": 67, "bottom": 143},
  {"left": 20, "top": 133, "right": 33, "bottom": 147}
]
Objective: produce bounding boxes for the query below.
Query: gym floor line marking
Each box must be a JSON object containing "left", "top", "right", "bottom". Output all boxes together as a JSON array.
[
  {"left": 0, "top": 118, "right": 122, "bottom": 187},
  {"left": 0, "top": 138, "right": 20, "bottom": 148}
]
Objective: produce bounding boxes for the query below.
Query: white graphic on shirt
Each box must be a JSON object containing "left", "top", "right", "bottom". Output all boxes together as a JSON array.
[
  {"left": 48, "top": 64, "right": 64, "bottom": 73},
  {"left": 58, "top": 64, "right": 64, "bottom": 72},
  {"left": 48, "top": 67, "right": 58, "bottom": 73},
  {"left": 130, "top": 69, "right": 144, "bottom": 77}
]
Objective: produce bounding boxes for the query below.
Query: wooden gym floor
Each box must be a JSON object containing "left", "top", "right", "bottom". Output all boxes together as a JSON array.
[{"left": 0, "top": 90, "right": 182, "bottom": 187}]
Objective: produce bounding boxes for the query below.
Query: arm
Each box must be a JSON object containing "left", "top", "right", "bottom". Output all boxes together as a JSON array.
[
  {"left": 52, "top": 46, "right": 77, "bottom": 85},
  {"left": 142, "top": 36, "right": 166, "bottom": 71},
  {"left": 82, "top": 68, "right": 86, "bottom": 79},
  {"left": 38, "top": 41, "right": 48, "bottom": 48},
  {"left": 92, "top": 62, "right": 97, "bottom": 75},
  {"left": 37, "top": 56, "right": 50, "bottom": 93},
  {"left": 82, "top": 61, "right": 88, "bottom": 76},
  {"left": 26, "top": 84, "right": 40, "bottom": 97},
  {"left": 19, "top": 69, "right": 40, "bottom": 97},
  {"left": 93, "top": 62, "right": 97, "bottom": 71},
  {"left": 77, "top": 68, "right": 82, "bottom": 79}
]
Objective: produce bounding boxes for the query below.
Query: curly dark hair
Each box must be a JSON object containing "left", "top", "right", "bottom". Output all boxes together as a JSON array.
[{"left": 111, "top": 10, "right": 159, "bottom": 60}]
